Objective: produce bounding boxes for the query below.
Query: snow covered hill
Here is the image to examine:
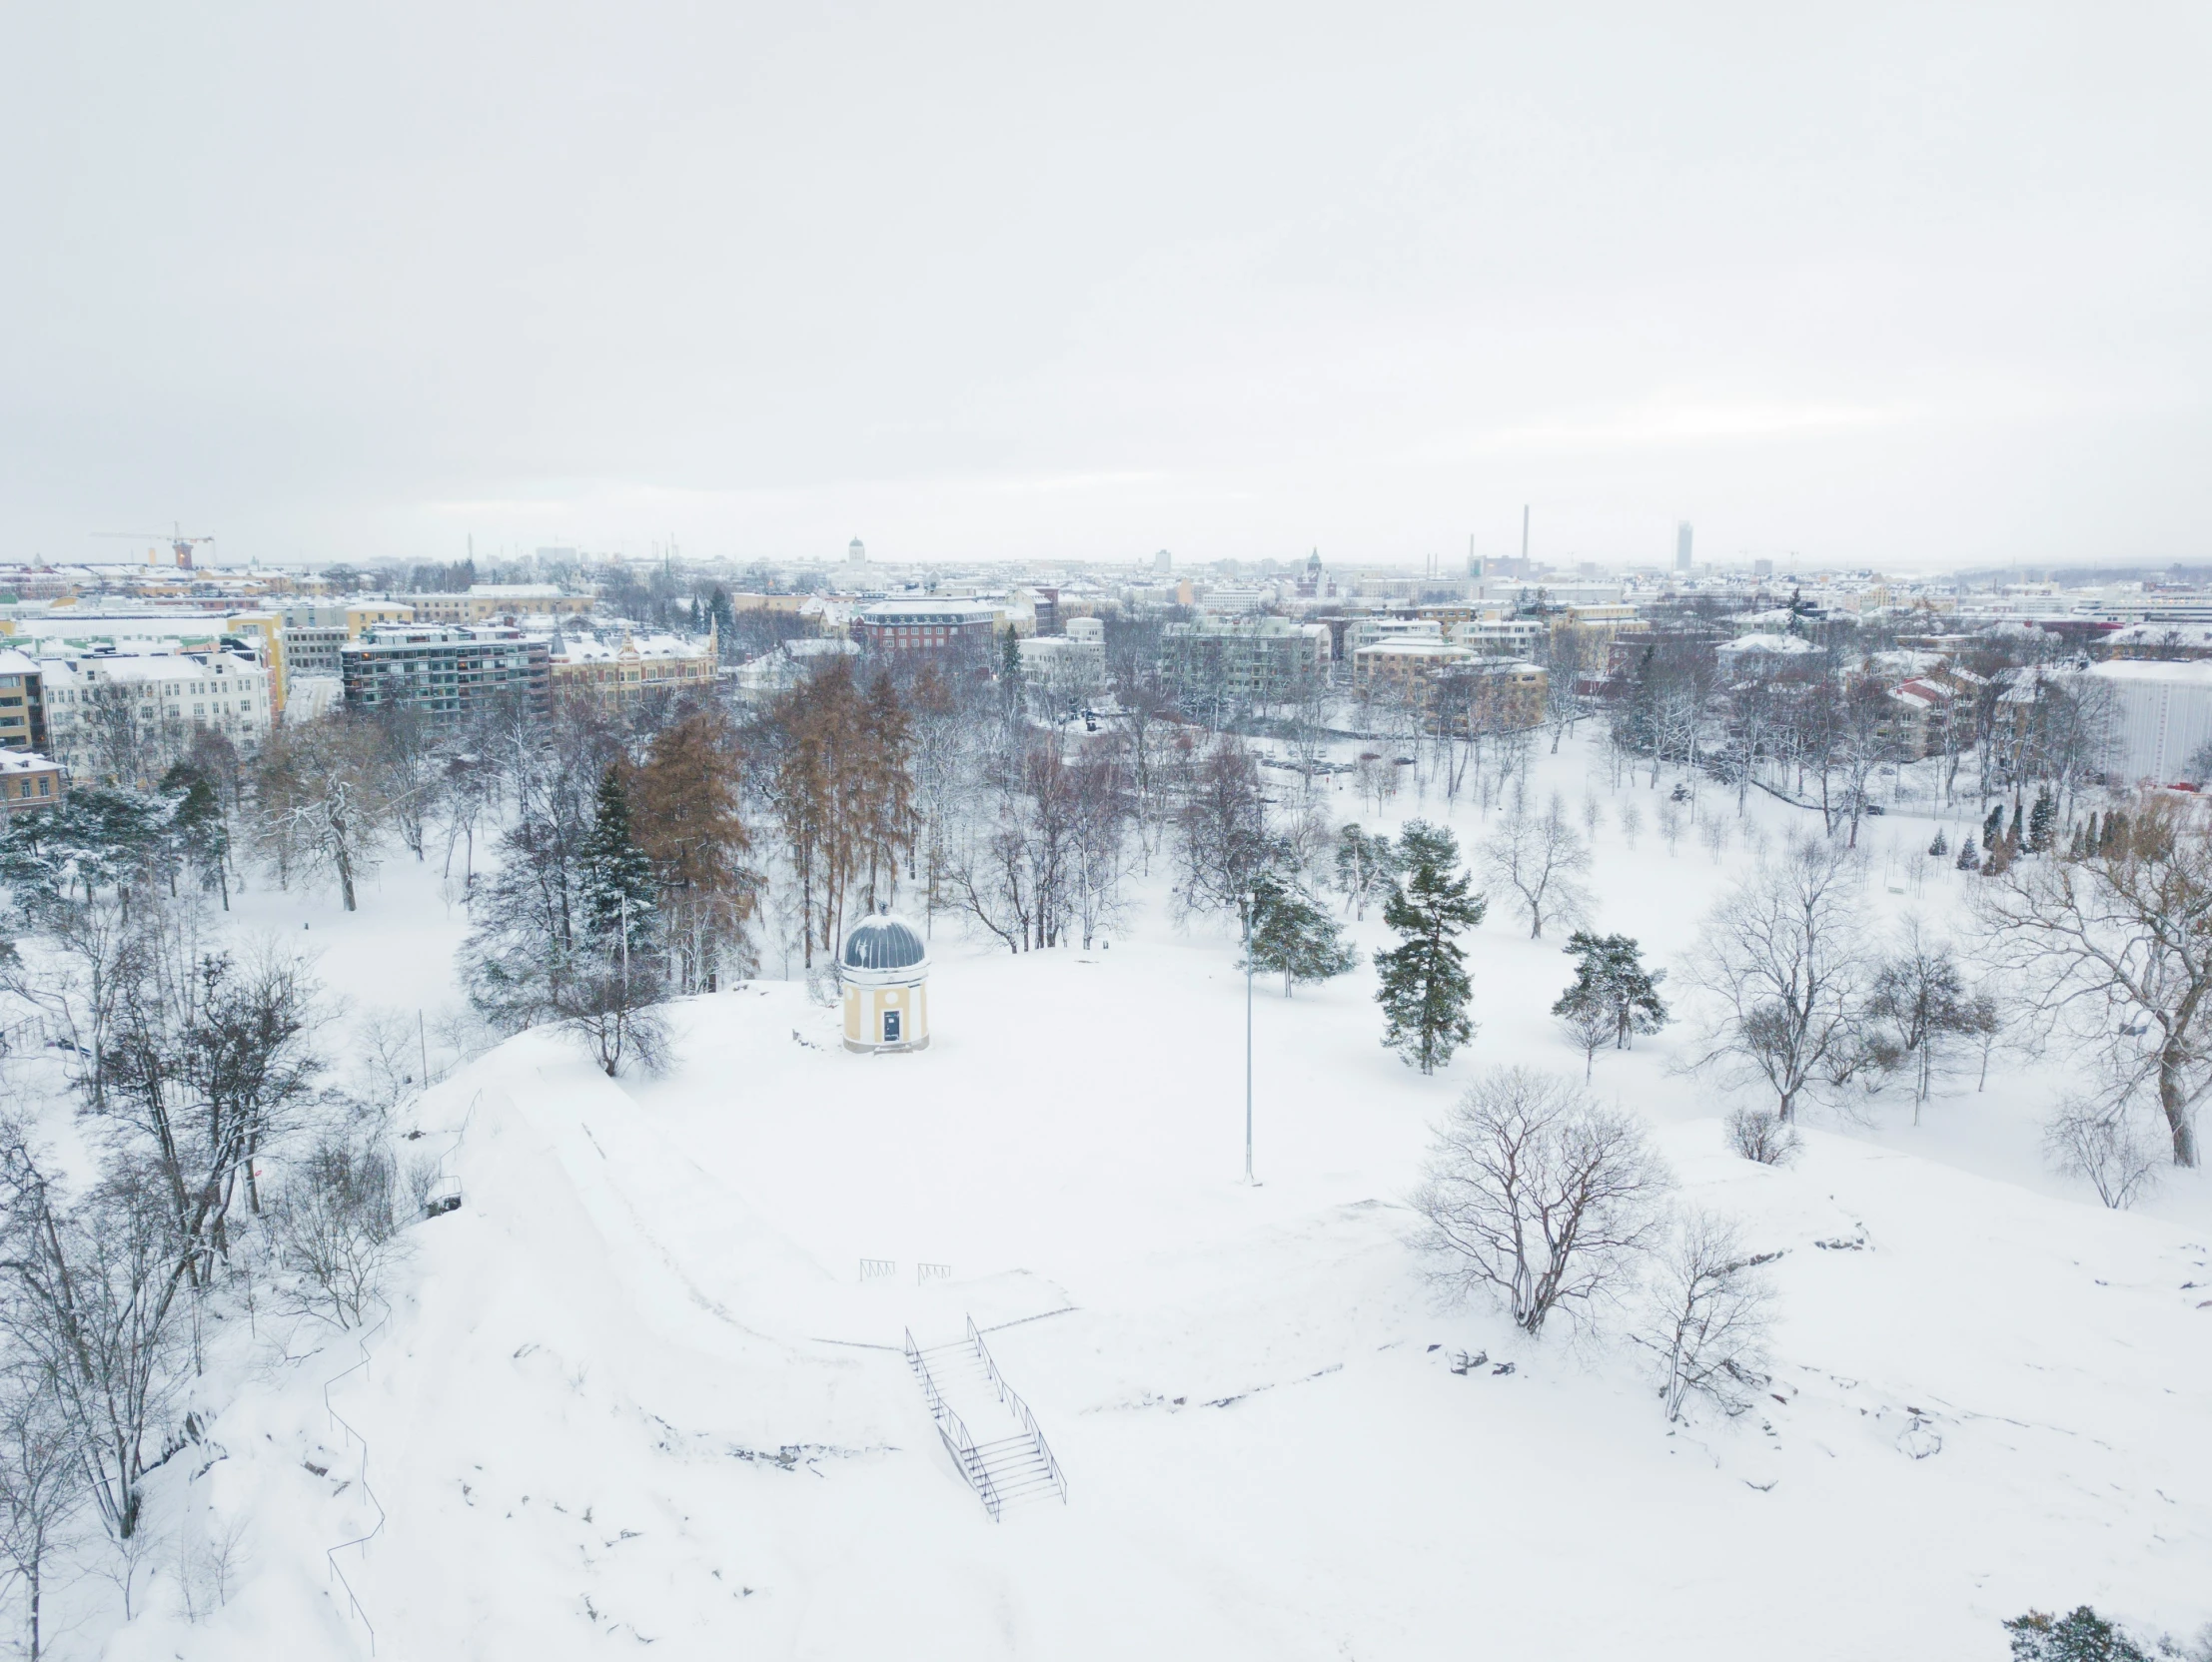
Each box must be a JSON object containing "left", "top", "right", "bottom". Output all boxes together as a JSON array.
[{"left": 121, "top": 848, "right": 2212, "bottom": 1660}]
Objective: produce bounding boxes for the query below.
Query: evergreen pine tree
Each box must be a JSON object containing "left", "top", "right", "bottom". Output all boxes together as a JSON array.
[
  {"left": 1552, "top": 931, "right": 1669, "bottom": 1049},
  {"left": 1244, "top": 872, "right": 1358, "bottom": 996},
  {"left": 1927, "top": 829, "right": 1948, "bottom": 858},
  {"left": 708, "top": 585, "right": 738, "bottom": 657},
  {"left": 2025, "top": 791, "right": 2055, "bottom": 854},
  {"left": 2002, "top": 1605, "right": 2151, "bottom": 1662},
  {"left": 1955, "top": 837, "right": 1980, "bottom": 872},
  {"left": 2099, "top": 810, "right": 2126, "bottom": 854},
  {"left": 1982, "top": 803, "right": 2004, "bottom": 850},
  {"left": 1373, "top": 820, "right": 1486, "bottom": 1073},
  {"left": 578, "top": 764, "right": 658, "bottom": 951},
  {"left": 2008, "top": 801, "right": 2025, "bottom": 846},
  {"left": 161, "top": 760, "right": 231, "bottom": 910}
]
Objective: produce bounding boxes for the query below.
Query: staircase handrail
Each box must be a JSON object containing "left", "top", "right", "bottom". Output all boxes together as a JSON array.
[
  {"left": 904, "top": 1328, "right": 1003, "bottom": 1519},
  {"left": 965, "top": 1316, "right": 1067, "bottom": 1504}
]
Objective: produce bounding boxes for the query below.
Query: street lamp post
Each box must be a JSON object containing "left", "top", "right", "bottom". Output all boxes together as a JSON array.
[{"left": 1243, "top": 886, "right": 1256, "bottom": 1185}]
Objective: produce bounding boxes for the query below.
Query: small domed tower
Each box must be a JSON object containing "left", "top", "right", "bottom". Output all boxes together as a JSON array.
[{"left": 839, "top": 912, "right": 930, "bottom": 1053}]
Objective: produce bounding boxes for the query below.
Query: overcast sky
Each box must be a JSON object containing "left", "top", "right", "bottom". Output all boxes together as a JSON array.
[{"left": 3, "top": 2, "right": 2206, "bottom": 572}]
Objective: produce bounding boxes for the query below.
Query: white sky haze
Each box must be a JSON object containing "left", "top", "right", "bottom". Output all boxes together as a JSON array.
[{"left": 3, "top": 2, "right": 2207, "bottom": 570}]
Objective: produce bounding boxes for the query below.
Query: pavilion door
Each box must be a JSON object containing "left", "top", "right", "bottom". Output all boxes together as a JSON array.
[{"left": 882, "top": 1010, "right": 902, "bottom": 1043}]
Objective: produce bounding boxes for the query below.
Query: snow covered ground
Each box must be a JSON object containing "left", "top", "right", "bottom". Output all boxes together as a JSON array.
[{"left": 91, "top": 736, "right": 2212, "bottom": 1659}]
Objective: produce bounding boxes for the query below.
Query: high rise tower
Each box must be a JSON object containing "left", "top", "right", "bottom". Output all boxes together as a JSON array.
[{"left": 1675, "top": 522, "right": 1693, "bottom": 572}]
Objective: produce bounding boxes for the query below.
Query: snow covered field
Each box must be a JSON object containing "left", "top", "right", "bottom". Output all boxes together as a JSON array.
[{"left": 92, "top": 736, "right": 2212, "bottom": 1660}]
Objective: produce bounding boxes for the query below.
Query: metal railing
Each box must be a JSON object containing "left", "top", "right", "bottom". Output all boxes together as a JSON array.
[
  {"left": 965, "top": 1316, "right": 1067, "bottom": 1506},
  {"left": 323, "top": 1310, "right": 389, "bottom": 1654},
  {"left": 319, "top": 1086, "right": 486, "bottom": 1654},
  {"left": 904, "top": 1328, "right": 1003, "bottom": 1519}
]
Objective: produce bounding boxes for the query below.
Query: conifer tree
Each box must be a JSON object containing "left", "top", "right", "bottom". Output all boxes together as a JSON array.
[
  {"left": 1553, "top": 931, "right": 1670, "bottom": 1049},
  {"left": 1955, "top": 837, "right": 1980, "bottom": 872},
  {"left": 1982, "top": 803, "right": 2005, "bottom": 850},
  {"left": 1245, "top": 872, "right": 1357, "bottom": 996},
  {"left": 1374, "top": 821, "right": 1486, "bottom": 1073},
  {"left": 1927, "top": 829, "right": 1948, "bottom": 858},
  {"left": 2026, "top": 791, "right": 2055, "bottom": 854},
  {"left": 708, "top": 585, "right": 738, "bottom": 657},
  {"left": 631, "top": 709, "right": 753, "bottom": 995},
  {"left": 2002, "top": 1605, "right": 2151, "bottom": 1662},
  {"left": 162, "top": 760, "right": 232, "bottom": 909},
  {"left": 578, "top": 764, "right": 657, "bottom": 951},
  {"left": 2008, "top": 801, "right": 2025, "bottom": 846}
]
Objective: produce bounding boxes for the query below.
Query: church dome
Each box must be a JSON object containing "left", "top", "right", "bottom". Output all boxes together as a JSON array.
[{"left": 842, "top": 914, "right": 927, "bottom": 973}]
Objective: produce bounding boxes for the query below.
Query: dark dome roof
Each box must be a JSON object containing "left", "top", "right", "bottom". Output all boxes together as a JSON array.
[{"left": 842, "top": 914, "right": 927, "bottom": 972}]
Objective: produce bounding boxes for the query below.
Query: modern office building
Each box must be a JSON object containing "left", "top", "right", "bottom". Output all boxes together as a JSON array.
[{"left": 1676, "top": 523, "right": 1694, "bottom": 572}]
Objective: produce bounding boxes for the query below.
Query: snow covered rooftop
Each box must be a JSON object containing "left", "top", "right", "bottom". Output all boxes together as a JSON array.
[
  {"left": 553, "top": 632, "right": 708, "bottom": 663},
  {"left": 1715, "top": 632, "right": 1815, "bottom": 655}
]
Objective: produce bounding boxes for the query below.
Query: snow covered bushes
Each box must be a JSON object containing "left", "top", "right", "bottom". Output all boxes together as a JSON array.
[
  {"left": 266, "top": 1136, "right": 408, "bottom": 1329},
  {"left": 1724, "top": 1106, "right": 1802, "bottom": 1166},
  {"left": 2041, "top": 1099, "right": 2162, "bottom": 1210},
  {"left": 1412, "top": 1067, "right": 1671, "bottom": 1335}
]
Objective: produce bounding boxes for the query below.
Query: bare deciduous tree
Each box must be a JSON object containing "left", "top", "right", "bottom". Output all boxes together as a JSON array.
[
  {"left": 1411, "top": 1067, "right": 1671, "bottom": 1335},
  {"left": 1558, "top": 998, "right": 1614, "bottom": 1081},
  {"left": 0, "top": 1142, "right": 187, "bottom": 1543},
  {"left": 1862, "top": 925, "right": 1999, "bottom": 1123},
  {"left": 1481, "top": 789, "right": 1591, "bottom": 940},
  {"left": 266, "top": 1137, "right": 407, "bottom": 1327},
  {"left": 1977, "top": 799, "right": 2212, "bottom": 1167},
  {"left": 1687, "top": 836, "right": 1868, "bottom": 1123},
  {"left": 1640, "top": 1209, "right": 1777, "bottom": 1421},
  {"left": 0, "top": 1371, "right": 83, "bottom": 1660}
]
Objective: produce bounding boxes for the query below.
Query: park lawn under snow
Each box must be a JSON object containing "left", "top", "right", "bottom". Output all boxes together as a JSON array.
[{"left": 103, "top": 736, "right": 2212, "bottom": 1660}]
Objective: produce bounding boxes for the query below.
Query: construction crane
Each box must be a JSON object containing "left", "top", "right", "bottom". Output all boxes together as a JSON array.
[{"left": 92, "top": 525, "right": 215, "bottom": 569}]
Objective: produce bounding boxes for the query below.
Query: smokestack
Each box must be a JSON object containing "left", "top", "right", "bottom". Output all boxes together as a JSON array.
[
  {"left": 1675, "top": 521, "right": 1693, "bottom": 572},
  {"left": 1521, "top": 505, "right": 1530, "bottom": 564}
]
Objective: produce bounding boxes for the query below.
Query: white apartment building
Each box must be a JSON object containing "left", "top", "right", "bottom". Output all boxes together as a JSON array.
[{"left": 39, "top": 650, "right": 274, "bottom": 782}]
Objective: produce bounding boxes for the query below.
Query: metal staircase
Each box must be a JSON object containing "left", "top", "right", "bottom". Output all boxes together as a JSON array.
[{"left": 904, "top": 1316, "right": 1067, "bottom": 1520}]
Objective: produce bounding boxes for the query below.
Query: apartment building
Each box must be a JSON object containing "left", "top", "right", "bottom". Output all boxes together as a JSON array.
[
  {"left": 850, "top": 600, "right": 1000, "bottom": 656},
  {"left": 39, "top": 650, "right": 275, "bottom": 782},
  {"left": 280, "top": 625, "right": 348, "bottom": 680},
  {"left": 0, "top": 751, "right": 65, "bottom": 813},
  {"left": 0, "top": 650, "right": 48, "bottom": 752},
  {"left": 1158, "top": 616, "right": 1330, "bottom": 710},
  {"left": 340, "top": 624, "right": 552, "bottom": 723},
  {"left": 405, "top": 585, "right": 593, "bottom": 624},
  {"left": 550, "top": 630, "right": 717, "bottom": 709}
]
